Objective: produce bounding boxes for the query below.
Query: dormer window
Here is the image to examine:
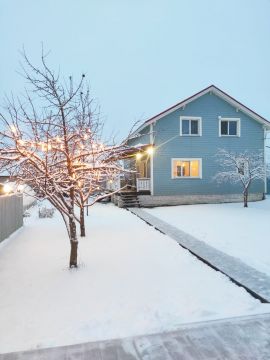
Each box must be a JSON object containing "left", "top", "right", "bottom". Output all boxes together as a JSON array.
[
  {"left": 219, "top": 117, "right": 240, "bottom": 137},
  {"left": 180, "top": 116, "right": 202, "bottom": 136}
]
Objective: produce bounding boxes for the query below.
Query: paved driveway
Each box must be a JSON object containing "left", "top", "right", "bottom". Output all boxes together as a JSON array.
[{"left": 1, "top": 313, "right": 270, "bottom": 359}]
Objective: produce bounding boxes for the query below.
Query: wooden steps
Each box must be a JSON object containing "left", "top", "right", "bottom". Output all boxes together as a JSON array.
[{"left": 119, "top": 192, "right": 140, "bottom": 208}]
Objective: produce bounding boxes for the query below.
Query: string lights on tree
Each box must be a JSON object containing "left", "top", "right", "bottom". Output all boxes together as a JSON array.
[{"left": 0, "top": 49, "right": 134, "bottom": 268}]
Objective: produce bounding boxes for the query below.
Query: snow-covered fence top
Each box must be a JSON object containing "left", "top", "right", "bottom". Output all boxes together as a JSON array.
[{"left": 0, "top": 194, "right": 23, "bottom": 243}]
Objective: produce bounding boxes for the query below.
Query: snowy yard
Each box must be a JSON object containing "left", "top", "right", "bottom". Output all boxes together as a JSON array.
[
  {"left": 0, "top": 203, "right": 270, "bottom": 354},
  {"left": 145, "top": 197, "right": 270, "bottom": 276}
]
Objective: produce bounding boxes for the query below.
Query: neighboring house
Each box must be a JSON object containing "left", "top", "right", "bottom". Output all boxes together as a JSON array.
[{"left": 120, "top": 85, "right": 270, "bottom": 206}]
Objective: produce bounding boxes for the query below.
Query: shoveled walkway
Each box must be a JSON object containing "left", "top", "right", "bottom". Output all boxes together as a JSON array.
[
  {"left": 129, "top": 208, "right": 270, "bottom": 303},
  {"left": 1, "top": 313, "right": 270, "bottom": 359}
]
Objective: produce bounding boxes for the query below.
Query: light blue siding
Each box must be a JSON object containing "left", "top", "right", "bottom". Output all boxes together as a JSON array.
[
  {"left": 127, "top": 125, "right": 150, "bottom": 147},
  {"left": 129, "top": 92, "right": 265, "bottom": 196}
]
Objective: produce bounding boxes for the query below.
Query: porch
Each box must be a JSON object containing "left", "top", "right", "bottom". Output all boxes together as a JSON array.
[
  {"left": 107, "top": 148, "right": 153, "bottom": 194},
  {"left": 136, "top": 178, "right": 151, "bottom": 193},
  {"left": 105, "top": 144, "right": 154, "bottom": 200},
  {"left": 107, "top": 176, "right": 151, "bottom": 195}
]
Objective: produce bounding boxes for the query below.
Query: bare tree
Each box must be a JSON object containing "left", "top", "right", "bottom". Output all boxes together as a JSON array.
[
  {"left": 0, "top": 50, "right": 130, "bottom": 267},
  {"left": 213, "top": 149, "right": 266, "bottom": 207}
]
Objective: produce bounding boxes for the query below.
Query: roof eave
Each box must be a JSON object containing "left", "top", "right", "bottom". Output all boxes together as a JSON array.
[{"left": 130, "top": 85, "right": 270, "bottom": 135}]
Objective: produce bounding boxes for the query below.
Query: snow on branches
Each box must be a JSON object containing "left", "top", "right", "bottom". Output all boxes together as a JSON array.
[
  {"left": 0, "top": 50, "right": 131, "bottom": 267},
  {"left": 213, "top": 148, "right": 267, "bottom": 207}
]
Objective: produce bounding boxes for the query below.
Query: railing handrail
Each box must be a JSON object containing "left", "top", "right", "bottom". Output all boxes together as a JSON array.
[{"left": 136, "top": 178, "right": 151, "bottom": 191}]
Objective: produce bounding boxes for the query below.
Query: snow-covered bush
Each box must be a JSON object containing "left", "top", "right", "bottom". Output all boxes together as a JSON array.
[{"left": 38, "top": 207, "right": 55, "bottom": 218}]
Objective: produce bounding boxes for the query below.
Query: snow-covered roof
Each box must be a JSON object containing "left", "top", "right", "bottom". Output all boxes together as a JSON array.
[
  {"left": 134, "top": 143, "right": 148, "bottom": 148},
  {"left": 108, "top": 144, "right": 151, "bottom": 161},
  {"left": 132, "top": 85, "right": 270, "bottom": 136}
]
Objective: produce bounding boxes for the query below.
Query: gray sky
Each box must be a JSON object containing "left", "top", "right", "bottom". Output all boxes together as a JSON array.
[{"left": 1, "top": 0, "right": 270, "bottom": 141}]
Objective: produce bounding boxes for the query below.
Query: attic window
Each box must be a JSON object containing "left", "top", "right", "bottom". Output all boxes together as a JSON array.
[{"left": 180, "top": 116, "right": 202, "bottom": 136}]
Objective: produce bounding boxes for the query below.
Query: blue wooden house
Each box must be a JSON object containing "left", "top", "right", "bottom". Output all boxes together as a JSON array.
[{"left": 119, "top": 85, "right": 270, "bottom": 206}]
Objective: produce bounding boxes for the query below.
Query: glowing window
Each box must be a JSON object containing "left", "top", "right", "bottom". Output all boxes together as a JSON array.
[{"left": 172, "top": 158, "right": 201, "bottom": 178}]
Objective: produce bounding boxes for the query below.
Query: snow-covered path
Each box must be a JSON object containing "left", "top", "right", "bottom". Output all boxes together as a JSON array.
[
  {"left": 0, "top": 203, "right": 269, "bottom": 354},
  {"left": 145, "top": 198, "right": 270, "bottom": 276},
  {"left": 130, "top": 207, "right": 270, "bottom": 302}
]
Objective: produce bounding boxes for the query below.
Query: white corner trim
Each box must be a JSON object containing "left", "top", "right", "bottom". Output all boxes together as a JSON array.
[
  {"left": 218, "top": 117, "right": 241, "bottom": 137},
  {"left": 263, "top": 126, "right": 267, "bottom": 194},
  {"left": 180, "top": 116, "right": 202, "bottom": 136},
  {"left": 130, "top": 86, "right": 270, "bottom": 139},
  {"left": 150, "top": 124, "right": 154, "bottom": 195},
  {"left": 171, "top": 158, "right": 202, "bottom": 179}
]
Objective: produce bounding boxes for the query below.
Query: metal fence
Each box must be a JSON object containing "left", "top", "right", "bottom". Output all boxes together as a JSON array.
[{"left": 0, "top": 194, "right": 23, "bottom": 243}]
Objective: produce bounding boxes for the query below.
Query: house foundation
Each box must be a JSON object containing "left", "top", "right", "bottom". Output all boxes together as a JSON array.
[{"left": 137, "top": 193, "right": 264, "bottom": 207}]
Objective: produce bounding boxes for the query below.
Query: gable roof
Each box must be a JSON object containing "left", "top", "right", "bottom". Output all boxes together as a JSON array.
[{"left": 132, "top": 85, "right": 270, "bottom": 136}]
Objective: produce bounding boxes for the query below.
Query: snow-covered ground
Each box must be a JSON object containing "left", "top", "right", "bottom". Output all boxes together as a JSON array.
[
  {"left": 0, "top": 203, "right": 269, "bottom": 354},
  {"left": 145, "top": 198, "right": 270, "bottom": 276},
  {"left": 22, "top": 187, "right": 36, "bottom": 210}
]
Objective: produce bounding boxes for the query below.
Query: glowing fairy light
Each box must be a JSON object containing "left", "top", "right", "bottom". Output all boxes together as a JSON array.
[
  {"left": 10, "top": 125, "right": 17, "bottom": 134},
  {"left": 146, "top": 146, "right": 154, "bottom": 155},
  {"left": 3, "top": 183, "right": 12, "bottom": 194}
]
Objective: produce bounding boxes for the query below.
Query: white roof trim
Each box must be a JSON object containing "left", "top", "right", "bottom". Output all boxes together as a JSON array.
[{"left": 131, "top": 85, "right": 270, "bottom": 136}]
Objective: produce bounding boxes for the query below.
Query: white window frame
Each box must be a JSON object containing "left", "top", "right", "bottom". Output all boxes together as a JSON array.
[
  {"left": 218, "top": 117, "right": 241, "bottom": 137},
  {"left": 180, "top": 116, "right": 202, "bottom": 136},
  {"left": 171, "top": 158, "right": 202, "bottom": 179}
]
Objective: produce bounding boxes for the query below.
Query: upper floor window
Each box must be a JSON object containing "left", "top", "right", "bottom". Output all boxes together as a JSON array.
[
  {"left": 219, "top": 117, "right": 240, "bottom": 137},
  {"left": 180, "top": 116, "right": 202, "bottom": 136}
]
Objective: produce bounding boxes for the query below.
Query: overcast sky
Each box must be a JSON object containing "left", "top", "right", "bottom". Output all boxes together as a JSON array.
[{"left": 1, "top": 0, "right": 270, "bottom": 141}]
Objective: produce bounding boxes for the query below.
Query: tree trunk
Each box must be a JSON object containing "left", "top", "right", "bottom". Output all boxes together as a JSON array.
[
  {"left": 243, "top": 189, "right": 248, "bottom": 208},
  {"left": 69, "top": 216, "right": 78, "bottom": 267},
  {"left": 80, "top": 206, "right": 86, "bottom": 237}
]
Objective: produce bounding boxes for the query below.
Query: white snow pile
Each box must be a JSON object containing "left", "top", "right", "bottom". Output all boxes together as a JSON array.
[
  {"left": 22, "top": 186, "right": 36, "bottom": 210},
  {"left": 145, "top": 197, "right": 270, "bottom": 276},
  {"left": 0, "top": 203, "right": 269, "bottom": 354}
]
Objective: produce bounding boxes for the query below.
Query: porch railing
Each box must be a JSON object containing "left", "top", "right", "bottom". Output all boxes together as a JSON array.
[{"left": 136, "top": 178, "right": 151, "bottom": 192}]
